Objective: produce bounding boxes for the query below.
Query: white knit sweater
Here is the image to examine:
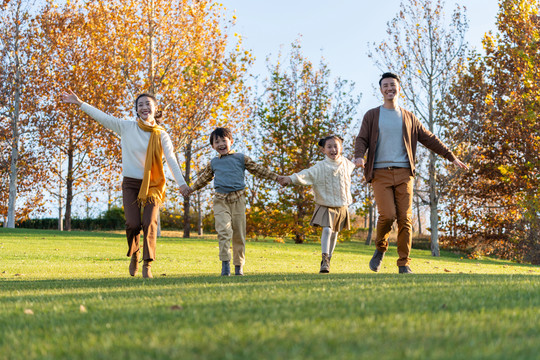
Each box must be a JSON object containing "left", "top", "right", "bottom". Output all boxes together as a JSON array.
[
  {"left": 290, "top": 156, "right": 355, "bottom": 207},
  {"left": 80, "top": 102, "right": 187, "bottom": 187}
]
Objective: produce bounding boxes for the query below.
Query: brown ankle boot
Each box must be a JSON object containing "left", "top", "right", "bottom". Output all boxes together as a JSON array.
[
  {"left": 142, "top": 260, "right": 153, "bottom": 279},
  {"left": 129, "top": 251, "right": 140, "bottom": 276}
]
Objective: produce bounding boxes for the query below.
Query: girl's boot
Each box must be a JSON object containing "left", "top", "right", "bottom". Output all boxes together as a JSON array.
[{"left": 319, "top": 253, "right": 330, "bottom": 273}]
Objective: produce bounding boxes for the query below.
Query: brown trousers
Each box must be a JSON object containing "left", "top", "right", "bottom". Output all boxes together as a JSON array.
[
  {"left": 122, "top": 177, "right": 160, "bottom": 261},
  {"left": 371, "top": 168, "right": 414, "bottom": 267}
]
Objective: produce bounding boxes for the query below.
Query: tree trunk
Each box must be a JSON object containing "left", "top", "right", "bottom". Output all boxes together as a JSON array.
[
  {"left": 197, "top": 191, "right": 203, "bottom": 236},
  {"left": 58, "top": 152, "right": 63, "bottom": 231},
  {"left": 64, "top": 142, "right": 74, "bottom": 231},
  {"left": 294, "top": 193, "right": 305, "bottom": 244},
  {"left": 6, "top": 105, "right": 19, "bottom": 228},
  {"left": 415, "top": 187, "right": 422, "bottom": 235},
  {"left": 6, "top": 16, "right": 22, "bottom": 229},
  {"left": 183, "top": 141, "right": 192, "bottom": 238},
  {"left": 429, "top": 151, "right": 440, "bottom": 256},
  {"left": 365, "top": 201, "right": 374, "bottom": 245}
]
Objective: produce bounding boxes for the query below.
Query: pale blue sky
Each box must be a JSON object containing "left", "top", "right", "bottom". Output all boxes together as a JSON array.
[{"left": 222, "top": 0, "right": 500, "bottom": 113}]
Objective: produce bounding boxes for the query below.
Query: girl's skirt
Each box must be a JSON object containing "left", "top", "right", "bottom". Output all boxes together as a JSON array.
[{"left": 310, "top": 204, "right": 350, "bottom": 232}]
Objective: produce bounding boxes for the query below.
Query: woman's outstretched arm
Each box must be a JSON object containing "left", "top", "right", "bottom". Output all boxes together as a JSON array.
[{"left": 60, "top": 89, "right": 123, "bottom": 134}]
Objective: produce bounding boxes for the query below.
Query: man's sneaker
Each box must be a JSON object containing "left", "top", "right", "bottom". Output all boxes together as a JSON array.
[
  {"left": 221, "top": 261, "right": 231, "bottom": 276},
  {"left": 398, "top": 266, "right": 413, "bottom": 274},
  {"left": 235, "top": 265, "right": 244, "bottom": 276},
  {"left": 319, "top": 253, "right": 330, "bottom": 273},
  {"left": 369, "top": 249, "right": 385, "bottom": 272}
]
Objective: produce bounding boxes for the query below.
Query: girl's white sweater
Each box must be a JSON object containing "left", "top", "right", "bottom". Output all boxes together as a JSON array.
[
  {"left": 80, "top": 102, "right": 186, "bottom": 187},
  {"left": 290, "top": 156, "right": 355, "bottom": 207}
]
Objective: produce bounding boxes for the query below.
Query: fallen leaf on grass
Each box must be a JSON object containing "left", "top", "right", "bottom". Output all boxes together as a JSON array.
[
  {"left": 170, "top": 305, "right": 183, "bottom": 311},
  {"left": 24, "top": 309, "right": 34, "bottom": 315},
  {"left": 444, "top": 269, "right": 452, "bottom": 273},
  {"left": 80, "top": 305, "right": 87, "bottom": 313},
  {"left": 160, "top": 273, "right": 167, "bottom": 276},
  {"left": 14, "top": 273, "right": 22, "bottom": 276}
]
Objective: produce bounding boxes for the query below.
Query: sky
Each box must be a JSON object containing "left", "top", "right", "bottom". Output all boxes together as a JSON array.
[{"left": 221, "top": 0, "right": 501, "bottom": 115}]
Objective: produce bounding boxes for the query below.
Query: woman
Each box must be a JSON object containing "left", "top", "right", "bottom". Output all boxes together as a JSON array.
[{"left": 61, "top": 90, "right": 189, "bottom": 278}]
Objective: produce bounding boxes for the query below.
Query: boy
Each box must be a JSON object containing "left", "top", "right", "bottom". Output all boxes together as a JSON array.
[{"left": 187, "top": 127, "right": 281, "bottom": 276}]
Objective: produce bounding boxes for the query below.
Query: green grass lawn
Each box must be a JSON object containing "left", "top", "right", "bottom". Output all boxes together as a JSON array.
[{"left": 1, "top": 228, "right": 539, "bottom": 360}]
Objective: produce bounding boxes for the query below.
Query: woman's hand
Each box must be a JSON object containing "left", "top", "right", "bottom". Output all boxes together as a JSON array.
[{"left": 61, "top": 90, "right": 83, "bottom": 106}]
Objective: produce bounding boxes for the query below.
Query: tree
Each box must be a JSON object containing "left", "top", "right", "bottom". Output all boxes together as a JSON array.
[
  {"left": 368, "top": 0, "right": 468, "bottom": 256},
  {"left": 33, "top": 0, "right": 124, "bottom": 230},
  {"left": 249, "top": 41, "right": 361, "bottom": 243},
  {"left": 0, "top": 0, "right": 46, "bottom": 227},
  {"left": 442, "top": 0, "right": 540, "bottom": 263}
]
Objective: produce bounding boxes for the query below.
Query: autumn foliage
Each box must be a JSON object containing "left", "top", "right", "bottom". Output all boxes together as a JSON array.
[{"left": 441, "top": 0, "right": 540, "bottom": 263}]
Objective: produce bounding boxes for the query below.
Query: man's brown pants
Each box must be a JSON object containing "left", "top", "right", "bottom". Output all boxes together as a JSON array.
[
  {"left": 371, "top": 168, "right": 414, "bottom": 267},
  {"left": 122, "top": 177, "right": 160, "bottom": 261}
]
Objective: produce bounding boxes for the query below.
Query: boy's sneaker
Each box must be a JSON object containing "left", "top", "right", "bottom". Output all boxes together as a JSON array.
[
  {"left": 398, "top": 265, "right": 413, "bottom": 274},
  {"left": 221, "top": 261, "right": 231, "bottom": 276},
  {"left": 369, "top": 249, "right": 385, "bottom": 272},
  {"left": 319, "top": 253, "right": 330, "bottom": 273},
  {"left": 235, "top": 265, "right": 244, "bottom": 276}
]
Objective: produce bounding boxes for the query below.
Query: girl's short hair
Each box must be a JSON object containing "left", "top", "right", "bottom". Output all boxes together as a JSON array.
[
  {"left": 135, "top": 93, "right": 163, "bottom": 123},
  {"left": 318, "top": 135, "right": 344, "bottom": 147},
  {"left": 209, "top": 127, "right": 233, "bottom": 146}
]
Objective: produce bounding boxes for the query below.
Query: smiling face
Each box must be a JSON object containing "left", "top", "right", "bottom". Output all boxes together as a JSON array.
[
  {"left": 380, "top": 77, "right": 400, "bottom": 103},
  {"left": 136, "top": 96, "right": 156, "bottom": 123},
  {"left": 211, "top": 135, "right": 233, "bottom": 156},
  {"left": 321, "top": 138, "right": 342, "bottom": 160}
]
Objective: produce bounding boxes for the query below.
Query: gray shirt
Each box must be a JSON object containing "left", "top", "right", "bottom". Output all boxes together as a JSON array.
[{"left": 374, "top": 106, "right": 410, "bottom": 168}]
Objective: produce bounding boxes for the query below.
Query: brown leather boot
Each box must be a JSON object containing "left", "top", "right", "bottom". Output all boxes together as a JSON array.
[
  {"left": 142, "top": 260, "right": 153, "bottom": 279},
  {"left": 129, "top": 250, "right": 140, "bottom": 276}
]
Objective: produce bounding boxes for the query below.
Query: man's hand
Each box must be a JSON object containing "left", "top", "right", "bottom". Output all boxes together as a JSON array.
[
  {"left": 353, "top": 158, "right": 365, "bottom": 168},
  {"left": 452, "top": 159, "right": 469, "bottom": 170}
]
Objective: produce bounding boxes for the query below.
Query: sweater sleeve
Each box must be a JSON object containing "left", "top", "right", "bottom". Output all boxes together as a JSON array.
[
  {"left": 290, "top": 163, "right": 318, "bottom": 186},
  {"left": 416, "top": 118, "right": 457, "bottom": 162},
  {"left": 80, "top": 102, "right": 124, "bottom": 135},
  {"left": 191, "top": 162, "right": 214, "bottom": 192},
  {"left": 355, "top": 109, "right": 378, "bottom": 159},
  {"left": 161, "top": 132, "right": 187, "bottom": 187}
]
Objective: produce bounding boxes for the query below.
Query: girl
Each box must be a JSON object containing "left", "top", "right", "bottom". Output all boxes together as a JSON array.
[
  {"left": 61, "top": 90, "right": 189, "bottom": 278},
  {"left": 280, "top": 135, "right": 355, "bottom": 273}
]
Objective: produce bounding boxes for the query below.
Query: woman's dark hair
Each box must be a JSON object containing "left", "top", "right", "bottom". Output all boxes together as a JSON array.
[
  {"left": 135, "top": 93, "right": 163, "bottom": 123},
  {"left": 379, "top": 72, "right": 401, "bottom": 86},
  {"left": 209, "top": 127, "right": 233, "bottom": 146},
  {"left": 318, "top": 135, "right": 344, "bottom": 147}
]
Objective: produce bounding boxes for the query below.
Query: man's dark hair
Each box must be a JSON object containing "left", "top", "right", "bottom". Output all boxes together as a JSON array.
[
  {"left": 379, "top": 72, "right": 400, "bottom": 86},
  {"left": 209, "top": 127, "right": 233, "bottom": 146}
]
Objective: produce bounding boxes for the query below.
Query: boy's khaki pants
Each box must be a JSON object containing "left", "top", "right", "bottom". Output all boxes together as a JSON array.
[
  {"left": 371, "top": 168, "right": 414, "bottom": 267},
  {"left": 214, "top": 195, "right": 246, "bottom": 266}
]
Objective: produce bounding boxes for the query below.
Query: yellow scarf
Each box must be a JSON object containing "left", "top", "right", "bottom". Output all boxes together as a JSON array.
[{"left": 137, "top": 119, "right": 166, "bottom": 206}]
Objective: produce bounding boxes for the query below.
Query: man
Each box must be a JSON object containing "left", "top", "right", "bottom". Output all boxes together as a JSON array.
[{"left": 354, "top": 72, "right": 468, "bottom": 273}]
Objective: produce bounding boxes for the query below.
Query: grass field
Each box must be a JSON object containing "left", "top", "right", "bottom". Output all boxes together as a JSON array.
[{"left": 1, "top": 228, "right": 539, "bottom": 360}]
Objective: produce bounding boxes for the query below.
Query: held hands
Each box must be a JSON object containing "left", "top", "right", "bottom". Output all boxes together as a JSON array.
[
  {"left": 353, "top": 158, "right": 365, "bottom": 168},
  {"left": 61, "top": 89, "right": 83, "bottom": 106},
  {"left": 179, "top": 184, "right": 192, "bottom": 197},
  {"left": 277, "top": 175, "right": 292, "bottom": 186}
]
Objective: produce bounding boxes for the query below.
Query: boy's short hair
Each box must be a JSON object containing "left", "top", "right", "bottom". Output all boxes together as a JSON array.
[
  {"left": 209, "top": 127, "right": 233, "bottom": 146},
  {"left": 318, "top": 135, "right": 344, "bottom": 147},
  {"left": 379, "top": 72, "right": 400, "bottom": 86}
]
